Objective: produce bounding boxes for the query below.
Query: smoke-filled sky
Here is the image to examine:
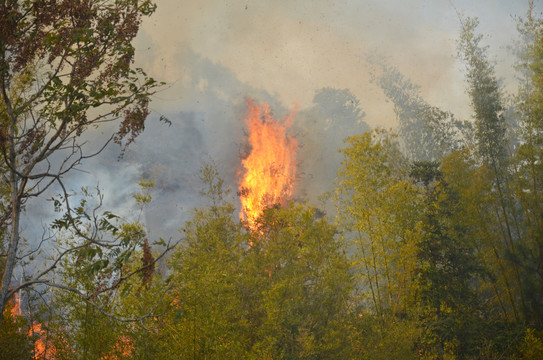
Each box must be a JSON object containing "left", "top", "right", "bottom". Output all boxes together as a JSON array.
[
  {"left": 21, "top": 0, "right": 537, "bottom": 246},
  {"left": 135, "top": 0, "right": 526, "bottom": 127}
]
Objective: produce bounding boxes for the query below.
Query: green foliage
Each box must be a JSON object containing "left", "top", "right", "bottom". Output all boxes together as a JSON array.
[
  {"left": 412, "top": 161, "right": 484, "bottom": 358},
  {"left": 458, "top": 15, "right": 535, "bottom": 328},
  {"left": 247, "top": 203, "right": 352, "bottom": 359},
  {"left": 133, "top": 179, "right": 156, "bottom": 207},
  {"left": 348, "top": 314, "right": 421, "bottom": 360},
  {"left": 161, "top": 166, "right": 248, "bottom": 359},
  {"left": 45, "top": 182, "right": 169, "bottom": 360},
  {"left": 159, "top": 166, "right": 353, "bottom": 359},
  {"left": 513, "top": 2, "right": 543, "bottom": 328},
  {"left": 458, "top": 17, "right": 508, "bottom": 170},
  {"left": 50, "top": 187, "right": 147, "bottom": 284},
  {"left": 336, "top": 129, "right": 420, "bottom": 317},
  {"left": 517, "top": 328, "right": 543, "bottom": 359}
]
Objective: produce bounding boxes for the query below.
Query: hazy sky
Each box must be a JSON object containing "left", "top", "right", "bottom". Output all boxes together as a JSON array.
[{"left": 135, "top": 0, "right": 529, "bottom": 128}]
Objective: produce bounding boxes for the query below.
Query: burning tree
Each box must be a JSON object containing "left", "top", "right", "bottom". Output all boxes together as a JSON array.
[
  {"left": 162, "top": 165, "right": 352, "bottom": 359},
  {"left": 0, "top": 294, "right": 33, "bottom": 359}
]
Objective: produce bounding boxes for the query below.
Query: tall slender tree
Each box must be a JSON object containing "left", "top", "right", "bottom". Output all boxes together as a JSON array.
[
  {"left": 411, "top": 161, "right": 482, "bottom": 359},
  {"left": 335, "top": 130, "right": 420, "bottom": 318},
  {"left": 458, "top": 16, "right": 527, "bottom": 321},
  {"left": 376, "top": 64, "right": 470, "bottom": 161},
  {"left": 513, "top": 1, "right": 543, "bottom": 327}
]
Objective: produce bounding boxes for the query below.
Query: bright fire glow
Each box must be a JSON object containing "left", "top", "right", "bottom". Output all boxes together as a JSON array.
[
  {"left": 30, "top": 322, "right": 48, "bottom": 360},
  {"left": 3, "top": 293, "right": 56, "bottom": 360},
  {"left": 10, "top": 292, "right": 21, "bottom": 318},
  {"left": 238, "top": 99, "right": 297, "bottom": 229},
  {"left": 103, "top": 334, "right": 134, "bottom": 360}
]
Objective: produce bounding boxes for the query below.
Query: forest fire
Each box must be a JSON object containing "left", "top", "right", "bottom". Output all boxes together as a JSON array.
[
  {"left": 3, "top": 293, "right": 55, "bottom": 360},
  {"left": 238, "top": 99, "right": 298, "bottom": 229},
  {"left": 30, "top": 323, "right": 48, "bottom": 360}
]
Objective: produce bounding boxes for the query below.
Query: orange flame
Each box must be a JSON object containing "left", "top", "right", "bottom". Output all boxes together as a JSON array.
[
  {"left": 10, "top": 292, "right": 22, "bottom": 318},
  {"left": 102, "top": 334, "right": 133, "bottom": 360},
  {"left": 238, "top": 99, "right": 297, "bottom": 229},
  {"left": 3, "top": 293, "right": 56, "bottom": 360},
  {"left": 29, "top": 322, "right": 48, "bottom": 360}
]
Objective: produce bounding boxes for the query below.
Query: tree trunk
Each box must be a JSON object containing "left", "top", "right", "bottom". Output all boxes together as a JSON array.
[{"left": 0, "top": 125, "right": 20, "bottom": 320}]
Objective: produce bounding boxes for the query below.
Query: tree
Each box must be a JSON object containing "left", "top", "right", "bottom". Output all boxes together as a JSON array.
[
  {"left": 335, "top": 129, "right": 425, "bottom": 359},
  {"left": 41, "top": 179, "right": 171, "bottom": 360},
  {"left": 162, "top": 165, "right": 353, "bottom": 359},
  {"left": 294, "top": 87, "right": 369, "bottom": 205},
  {"left": 411, "top": 161, "right": 483, "bottom": 359},
  {"left": 458, "top": 16, "right": 529, "bottom": 322},
  {"left": 375, "top": 63, "right": 470, "bottom": 161},
  {"left": 0, "top": 0, "right": 167, "bottom": 319},
  {"left": 514, "top": 1, "right": 543, "bottom": 327},
  {"left": 246, "top": 202, "right": 352, "bottom": 359},
  {"left": 312, "top": 87, "right": 367, "bottom": 133},
  {"left": 458, "top": 17, "right": 508, "bottom": 169},
  {"left": 163, "top": 165, "right": 249, "bottom": 360},
  {"left": 335, "top": 129, "right": 420, "bottom": 318}
]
